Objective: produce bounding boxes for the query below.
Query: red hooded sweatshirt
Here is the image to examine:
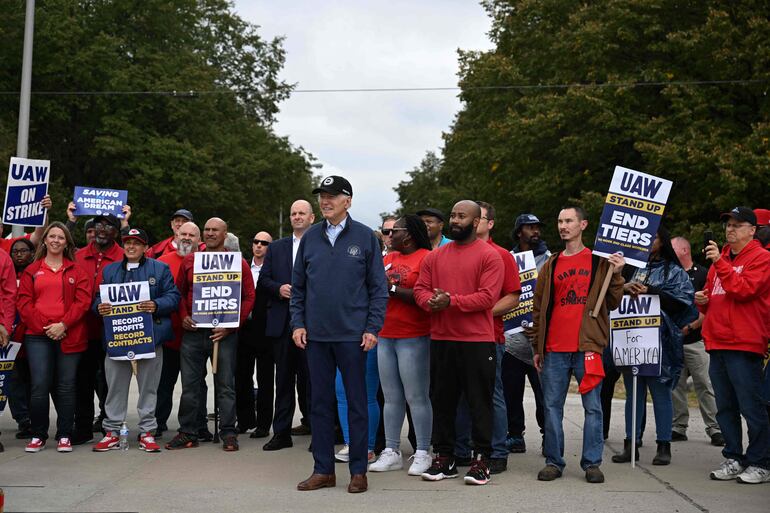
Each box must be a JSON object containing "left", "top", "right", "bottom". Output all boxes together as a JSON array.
[{"left": 699, "top": 239, "right": 770, "bottom": 356}]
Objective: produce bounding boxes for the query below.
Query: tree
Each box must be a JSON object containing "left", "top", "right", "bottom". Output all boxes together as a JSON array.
[
  {"left": 0, "top": 0, "right": 317, "bottom": 247},
  {"left": 397, "top": 0, "right": 770, "bottom": 249}
]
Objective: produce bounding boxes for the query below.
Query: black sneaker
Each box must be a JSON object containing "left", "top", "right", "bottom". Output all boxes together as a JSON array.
[
  {"left": 197, "top": 429, "right": 214, "bottom": 443},
  {"left": 92, "top": 417, "right": 104, "bottom": 433},
  {"left": 488, "top": 457, "right": 507, "bottom": 474},
  {"left": 222, "top": 435, "right": 239, "bottom": 452},
  {"left": 464, "top": 458, "right": 491, "bottom": 485},
  {"left": 671, "top": 431, "right": 688, "bottom": 442},
  {"left": 15, "top": 424, "right": 32, "bottom": 440},
  {"left": 165, "top": 432, "right": 199, "bottom": 450},
  {"left": 710, "top": 433, "right": 725, "bottom": 447},
  {"left": 421, "top": 456, "right": 459, "bottom": 481},
  {"left": 454, "top": 454, "right": 473, "bottom": 467}
]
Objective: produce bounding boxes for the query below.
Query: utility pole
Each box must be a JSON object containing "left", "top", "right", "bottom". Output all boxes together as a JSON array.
[{"left": 13, "top": 0, "right": 36, "bottom": 237}]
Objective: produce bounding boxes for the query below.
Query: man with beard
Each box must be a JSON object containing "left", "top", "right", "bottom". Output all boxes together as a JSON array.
[
  {"left": 146, "top": 209, "right": 201, "bottom": 258},
  {"left": 414, "top": 200, "right": 504, "bottom": 486},
  {"left": 156, "top": 222, "right": 210, "bottom": 439},
  {"left": 73, "top": 214, "right": 125, "bottom": 444}
]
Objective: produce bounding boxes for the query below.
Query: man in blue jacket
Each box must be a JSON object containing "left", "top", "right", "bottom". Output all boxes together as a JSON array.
[
  {"left": 92, "top": 228, "right": 180, "bottom": 453},
  {"left": 292, "top": 176, "right": 388, "bottom": 493}
]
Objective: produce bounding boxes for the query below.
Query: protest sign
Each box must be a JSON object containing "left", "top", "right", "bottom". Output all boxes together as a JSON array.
[
  {"left": 3, "top": 157, "right": 50, "bottom": 227},
  {"left": 503, "top": 250, "right": 537, "bottom": 335},
  {"left": 594, "top": 166, "right": 673, "bottom": 268},
  {"left": 73, "top": 186, "right": 128, "bottom": 218},
  {"left": 610, "top": 294, "right": 661, "bottom": 377},
  {"left": 192, "top": 252, "right": 242, "bottom": 328},
  {"left": 0, "top": 342, "right": 21, "bottom": 416},
  {"left": 100, "top": 281, "right": 156, "bottom": 360}
]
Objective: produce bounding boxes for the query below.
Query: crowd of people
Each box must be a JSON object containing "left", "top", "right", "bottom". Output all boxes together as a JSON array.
[{"left": 0, "top": 177, "right": 768, "bottom": 493}]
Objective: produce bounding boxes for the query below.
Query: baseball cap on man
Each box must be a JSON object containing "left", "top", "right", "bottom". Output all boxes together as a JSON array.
[
  {"left": 720, "top": 206, "right": 757, "bottom": 226},
  {"left": 513, "top": 213, "right": 543, "bottom": 235},
  {"left": 754, "top": 208, "right": 770, "bottom": 226},
  {"left": 171, "top": 209, "right": 194, "bottom": 221},
  {"left": 121, "top": 227, "right": 149, "bottom": 245},
  {"left": 93, "top": 214, "right": 121, "bottom": 231},
  {"left": 415, "top": 208, "right": 446, "bottom": 223},
  {"left": 313, "top": 176, "right": 353, "bottom": 196}
]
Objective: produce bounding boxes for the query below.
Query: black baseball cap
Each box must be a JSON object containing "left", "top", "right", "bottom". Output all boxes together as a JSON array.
[
  {"left": 720, "top": 206, "right": 757, "bottom": 226},
  {"left": 416, "top": 208, "right": 445, "bottom": 223},
  {"left": 171, "top": 209, "right": 194, "bottom": 221},
  {"left": 93, "top": 214, "right": 121, "bottom": 231},
  {"left": 513, "top": 213, "right": 543, "bottom": 235},
  {"left": 313, "top": 175, "right": 353, "bottom": 196},
  {"left": 121, "top": 227, "right": 149, "bottom": 245}
]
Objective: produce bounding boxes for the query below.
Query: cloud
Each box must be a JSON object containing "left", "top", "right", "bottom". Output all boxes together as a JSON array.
[{"left": 234, "top": 0, "right": 492, "bottom": 228}]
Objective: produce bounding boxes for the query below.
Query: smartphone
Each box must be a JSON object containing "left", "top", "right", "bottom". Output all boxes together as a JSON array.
[{"left": 703, "top": 229, "right": 714, "bottom": 251}]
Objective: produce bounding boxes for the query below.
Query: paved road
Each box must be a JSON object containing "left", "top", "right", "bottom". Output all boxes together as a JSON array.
[{"left": 0, "top": 378, "right": 766, "bottom": 513}]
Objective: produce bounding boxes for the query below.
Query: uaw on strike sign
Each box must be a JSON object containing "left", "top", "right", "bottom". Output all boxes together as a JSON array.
[
  {"left": 192, "top": 252, "right": 242, "bottom": 328},
  {"left": 594, "top": 166, "right": 672, "bottom": 268},
  {"left": 3, "top": 157, "right": 50, "bottom": 227}
]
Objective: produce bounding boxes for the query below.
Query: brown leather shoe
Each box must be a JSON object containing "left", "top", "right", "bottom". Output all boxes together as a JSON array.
[
  {"left": 347, "top": 474, "right": 368, "bottom": 493},
  {"left": 297, "top": 473, "right": 336, "bottom": 491}
]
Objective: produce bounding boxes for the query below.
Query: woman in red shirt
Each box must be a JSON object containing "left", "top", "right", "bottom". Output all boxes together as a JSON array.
[
  {"left": 17, "top": 222, "right": 91, "bottom": 453},
  {"left": 368, "top": 214, "right": 434, "bottom": 476}
]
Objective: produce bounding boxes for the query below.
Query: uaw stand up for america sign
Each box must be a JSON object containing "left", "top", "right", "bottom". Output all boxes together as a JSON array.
[
  {"left": 3, "top": 157, "right": 50, "bottom": 227},
  {"left": 503, "top": 251, "right": 537, "bottom": 335},
  {"left": 0, "top": 342, "right": 21, "bottom": 416},
  {"left": 100, "top": 282, "right": 155, "bottom": 360},
  {"left": 192, "top": 252, "right": 242, "bottom": 328}
]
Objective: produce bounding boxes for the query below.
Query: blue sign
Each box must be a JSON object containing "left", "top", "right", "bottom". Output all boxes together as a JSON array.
[
  {"left": 594, "top": 166, "right": 672, "bottom": 268},
  {"left": 73, "top": 186, "right": 128, "bottom": 218},
  {"left": 0, "top": 342, "right": 21, "bottom": 416},
  {"left": 503, "top": 250, "right": 537, "bottom": 335},
  {"left": 3, "top": 157, "right": 50, "bottom": 227},
  {"left": 610, "top": 295, "right": 662, "bottom": 377},
  {"left": 100, "top": 281, "right": 156, "bottom": 360},
  {"left": 192, "top": 252, "right": 242, "bottom": 328}
]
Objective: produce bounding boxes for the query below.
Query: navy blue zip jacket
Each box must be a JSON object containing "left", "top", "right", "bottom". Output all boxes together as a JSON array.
[
  {"left": 93, "top": 256, "right": 181, "bottom": 347},
  {"left": 290, "top": 215, "right": 388, "bottom": 342}
]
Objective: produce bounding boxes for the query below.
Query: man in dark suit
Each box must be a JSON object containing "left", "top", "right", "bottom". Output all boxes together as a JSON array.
[{"left": 260, "top": 200, "right": 315, "bottom": 450}]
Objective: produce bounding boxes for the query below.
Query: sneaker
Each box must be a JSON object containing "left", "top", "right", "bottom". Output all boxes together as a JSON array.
[
  {"left": 335, "top": 444, "right": 350, "bottom": 463},
  {"left": 464, "top": 458, "right": 491, "bottom": 485},
  {"left": 367, "top": 450, "right": 377, "bottom": 464},
  {"left": 488, "top": 457, "right": 507, "bottom": 474},
  {"left": 736, "top": 466, "right": 770, "bottom": 484},
  {"left": 222, "top": 435, "right": 239, "bottom": 452},
  {"left": 710, "top": 459, "right": 745, "bottom": 481},
  {"left": 139, "top": 433, "right": 161, "bottom": 453},
  {"left": 421, "top": 456, "right": 458, "bottom": 481},
  {"left": 369, "top": 448, "right": 403, "bottom": 472},
  {"left": 585, "top": 465, "right": 605, "bottom": 483},
  {"left": 408, "top": 452, "right": 433, "bottom": 476},
  {"left": 165, "top": 432, "right": 199, "bottom": 450},
  {"left": 710, "top": 433, "right": 726, "bottom": 447},
  {"left": 537, "top": 464, "right": 562, "bottom": 481},
  {"left": 25, "top": 437, "right": 46, "bottom": 452},
  {"left": 93, "top": 432, "right": 120, "bottom": 452},
  {"left": 671, "top": 431, "right": 688, "bottom": 442},
  {"left": 506, "top": 435, "right": 526, "bottom": 453},
  {"left": 197, "top": 429, "right": 214, "bottom": 443},
  {"left": 57, "top": 438, "right": 73, "bottom": 453}
]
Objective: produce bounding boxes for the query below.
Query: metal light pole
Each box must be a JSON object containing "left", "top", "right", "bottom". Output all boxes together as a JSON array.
[{"left": 13, "top": 0, "right": 36, "bottom": 237}]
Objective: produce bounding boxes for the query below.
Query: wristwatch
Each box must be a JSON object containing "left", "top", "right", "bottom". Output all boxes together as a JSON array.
[{"left": 390, "top": 284, "right": 397, "bottom": 294}]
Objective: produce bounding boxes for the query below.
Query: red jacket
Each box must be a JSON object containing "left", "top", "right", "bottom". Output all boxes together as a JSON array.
[
  {"left": 175, "top": 252, "right": 255, "bottom": 327},
  {"left": 700, "top": 239, "right": 770, "bottom": 355},
  {"left": 0, "top": 249, "right": 17, "bottom": 333},
  {"left": 75, "top": 241, "right": 125, "bottom": 340},
  {"left": 17, "top": 259, "right": 92, "bottom": 353},
  {"left": 146, "top": 236, "right": 206, "bottom": 259}
]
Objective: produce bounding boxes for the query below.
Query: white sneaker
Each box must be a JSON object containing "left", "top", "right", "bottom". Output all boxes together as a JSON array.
[
  {"left": 334, "top": 444, "right": 350, "bottom": 463},
  {"left": 408, "top": 451, "right": 433, "bottom": 476},
  {"left": 736, "top": 466, "right": 770, "bottom": 484},
  {"left": 710, "top": 459, "right": 745, "bottom": 480},
  {"left": 369, "top": 448, "right": 403, "bottom": 472}
]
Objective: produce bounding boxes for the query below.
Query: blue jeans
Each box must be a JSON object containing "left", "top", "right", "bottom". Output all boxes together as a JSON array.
[
  {"left": 25, "top": 335, "right": 82, "bottom": 441},
  {"left": 336, "top": 346, "right": 380, "bottom": 450},
  {"left": 622, "top": 372, "right": 673, "bottom": 442},
  {"left": 377, "top": 336, "right": 432, "bottom": 451},
  {"left": 709, "top": 350, "right": 770, "bottom": 469},
  {"left": 541, "top": 351, "right": 603, "bottom": 471},
  {"left": 455, "top": 343, "right": 509, "bottom": 459}
]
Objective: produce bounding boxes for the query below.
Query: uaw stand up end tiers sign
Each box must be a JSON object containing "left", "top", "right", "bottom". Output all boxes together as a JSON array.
[{"left": 192, "top": 252, "right": 242, "bottom": 328}]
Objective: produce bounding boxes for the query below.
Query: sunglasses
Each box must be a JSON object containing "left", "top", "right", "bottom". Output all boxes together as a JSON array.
[
  {"left": 382, "top": 228, "right": 407, "bottom": 236},
  {"left": 253, "top": 239, "right": 271, "bottom": 246}
]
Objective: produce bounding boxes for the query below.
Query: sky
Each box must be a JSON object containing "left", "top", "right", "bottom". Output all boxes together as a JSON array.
[{"left": 233, "top": 1, "right": 493, "bottom": 229}]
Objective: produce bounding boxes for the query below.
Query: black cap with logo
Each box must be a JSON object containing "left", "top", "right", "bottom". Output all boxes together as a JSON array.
[
  {"left": 121, "top": 227, "right": 149, "bottom": 245},
  {"left": 313, "top": 176, "right": 353, "bottom": 197},
  {"left": 93, "top": 214, "right": 121, "bottom": 231},
  {"left": 720, "top": 206, "right": 757, "bottom": 226}
]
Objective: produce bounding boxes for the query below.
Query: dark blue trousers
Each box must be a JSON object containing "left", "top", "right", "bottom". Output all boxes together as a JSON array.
[{"left": 307, "top": 341, "right": 368, "bottom": 475}]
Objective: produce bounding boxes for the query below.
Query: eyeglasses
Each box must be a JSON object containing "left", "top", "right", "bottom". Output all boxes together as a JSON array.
[
  {"left": 93, "top": 223, "right": 116, "bottom": 231},
  {"left": 253, "top": 239, "right": 271, "bottom": 246},
  {"left": 723, "top": 222, "right": 752, "bottom": 230},
  {"left": 11, "top": 248, "right": 31, "bottom": 254}
]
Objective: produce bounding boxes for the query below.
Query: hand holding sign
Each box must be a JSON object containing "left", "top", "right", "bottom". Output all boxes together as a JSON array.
[
  {"left": 97, "top": 303, "right": 112, "bottom": 316},
  {"left": 3, "top": 157, "right": 50, "bottom": 227}
]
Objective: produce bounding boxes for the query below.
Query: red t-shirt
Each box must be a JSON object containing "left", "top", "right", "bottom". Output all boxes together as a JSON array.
[
  {"left": 546, "top": 248, "right": 592, "bottom": 352},
  {"left": 489, "top": 239, "right": 522, "bottom": 343},
  {"left": 380, "top": 249, "right": 431, "bottom": 339},
  {"left": 28, "top": 263, "right": 65, "bottom": 335}
]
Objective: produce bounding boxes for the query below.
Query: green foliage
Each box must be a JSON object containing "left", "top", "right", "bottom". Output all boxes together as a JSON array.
[
  {"left": 0, "top": 0, "right": 317, "bottom": 250},
  {"left": 397, "top": 0, "right": 770, "bottom": 250}
]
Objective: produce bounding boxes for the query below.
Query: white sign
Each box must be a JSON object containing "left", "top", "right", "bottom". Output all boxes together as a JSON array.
[{"left": 610, "top": 294, "right": 661, "bottom": 370}]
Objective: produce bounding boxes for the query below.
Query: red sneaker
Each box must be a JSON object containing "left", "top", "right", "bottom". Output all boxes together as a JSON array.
[
  {"left": 25, "top": 437, "right": 46, "bottom": 452},
  {"left": 139, "top": 433, "right": 161, "bottom": 453},
  {"left": 93, "top": 432, "right": 120, "bottom": 452},
  {"left": 57, "top": 437, "right": 73, "bottom": 453}
]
